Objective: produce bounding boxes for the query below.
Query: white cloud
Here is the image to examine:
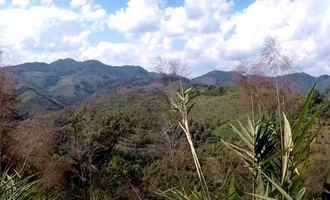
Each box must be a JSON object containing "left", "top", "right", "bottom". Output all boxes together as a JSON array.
[
  {"left": 70, "top": 0, "right": 88, "bottom": 8},
  {"left": 0, "top": 6, "right": 79, "bottom": 47},
  {"left": 222, "top": 0, "right": 330, "bottom": 75},
  {"left": 186, "top": 36, "right": 204, "bottom": 50},
  {"left": 1, "top": 0, "right": 330, "bottom": 76},
  {"left": 162, "top": 6, "right": 187, "bottom": 36},
  {"left": 41, "top": 0, "right": 53, "bottom": 6},
  {"left": 82, "top": 41, "right": 142, "bottom": 65},
  {"left": 12, "top": 0, "right": 29, "bottom": 8},
  {"left": 103, "top": 0, "right": 330, "bottom": 76},
  {"left": 0, "top": 1, "right": 110, "bottom": 66},
  {"left": 104, "top": 0, "right": 234, "bottom": 75},
  {"left": 80, "top": 4, "right": 106, "bottom": 21},
  {"left": 108, "top": 0, "right": 162, "bottom": 32},
  {"left": 0, "top": 5, "right": 91, "bottom": 67},
  {"left": 61, "top": 30, "right": 91, "bottom": 48}
]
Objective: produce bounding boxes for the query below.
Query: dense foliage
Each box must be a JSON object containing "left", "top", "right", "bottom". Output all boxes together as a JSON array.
[{"left": 0, "top": 63, "right": 330, "bottom": 199}]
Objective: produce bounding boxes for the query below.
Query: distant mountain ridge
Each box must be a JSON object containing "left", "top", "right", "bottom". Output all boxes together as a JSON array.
[
  {"left": 6, "top": 58, "right": 330, "bottom": 115},
  {"left": 192, "top": 70, "right": 330, "bottom": 94}
]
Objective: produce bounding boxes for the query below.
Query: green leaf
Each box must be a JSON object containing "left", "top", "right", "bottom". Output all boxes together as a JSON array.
[
  {"left": 292, "top": 82, "right": 316, "bottom": 139},
  {"left": 261, "top": 171, "right": 293, "bottom": 200},
  {"left": 230, "top": 122, "right": 254, "bottom": 151},
  {"left": 221, "top": 140, "right": 254, "bottom": 163},
  {"left": 294, "top": 188, "right": 305, "bottom": 200},
  {"left": 247, "top": 193, "right": 278, "bottom": 200}
]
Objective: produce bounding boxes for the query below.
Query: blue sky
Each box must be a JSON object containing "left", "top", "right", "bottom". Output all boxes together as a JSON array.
[{"left": 0, "top": 0, "right": 329, "bottom": 76}]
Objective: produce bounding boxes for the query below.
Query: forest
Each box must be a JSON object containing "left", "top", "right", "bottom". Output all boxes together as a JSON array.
[{"left": 1, "top": 39, "right": 330, "bottom": 200}]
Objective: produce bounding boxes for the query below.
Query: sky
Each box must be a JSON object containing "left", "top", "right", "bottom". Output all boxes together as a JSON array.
[{"left": 0, "top": 0, "right": 330, "bottom": 77}]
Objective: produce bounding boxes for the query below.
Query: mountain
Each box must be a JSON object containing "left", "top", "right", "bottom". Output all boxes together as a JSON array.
[
  {"left": 191, "top": 70, "right": 237, "bottom": 86},
  {"left": 6, "top": 58, "right": 330, "bottom": 116},
  {"left": 192, "top": 70, "right": 330, "bottom": 93},
  {"left": 9, "top": 58, "right": 176, "bottom": 115},
  {"left": 16, "top": 85, "right": 65, "bottom": 116},
  {"left": 277, "top": 72, "right": 317, "bottom": 93},
  {"left": 13, "top": 59, "right": 150, "bottom": 97},
  {"left": 10, "top": 58, "right": 193, "bottom": 116}
]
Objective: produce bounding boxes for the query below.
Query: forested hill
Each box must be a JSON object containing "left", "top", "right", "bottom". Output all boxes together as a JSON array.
[
  {"left": 10, "top": 58, "right": 188, "bottom": 115},
  {"left": 1, "top": 58, "right": 330, "bottom": 199},
  {"left": 7, "top": 58, "right": 330, "bottom": 115},
  {"left": 12, "top": 58, "right": 150, "bottom": 105},
  {"left": 192, "top": 70, "right": 330, "bottom": 94}
]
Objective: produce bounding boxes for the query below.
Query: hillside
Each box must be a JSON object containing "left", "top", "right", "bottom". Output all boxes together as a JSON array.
[
  {"left": 16, "top": 85, "right": 65, "bottom": 116},
  {"left": 192, "top": 70, "right": 330, "bottom": 93},
  {"left": 7, "top": 59, "right": 330, "bottom": 116},
  {"left": 10, "top": 59, "right": 187, "bottom": 115},
  {"left": 191, "top": 70, "right": 237, "bottom": 86},
  {"left": 2, "top": 58, "right": 330, "bottom": 199},
  {"left": 278, "top": 72, "right": 330, "bottom": 93},
  {"left": 13, "top": 59, "right": 150, "bottom": 105}
]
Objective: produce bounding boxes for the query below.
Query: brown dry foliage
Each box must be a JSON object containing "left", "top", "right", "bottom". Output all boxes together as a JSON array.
[
  {"left": 0, "top": 68, "right": 16, "bottom": 132},
  {"left": 2, "top": 118, "right": 71, "bottom": 193},
  {"left": 236, "top": 74, "right": 301, "bottom": 117},
  {"left": 3, "top": 119, "right": 54, "bottom": 168},
  {"left": 236, "top": 74, "right": 277, "bottom": 113},
  {"left": 235, "top": 37, "right": 302, "bottom": 118}
]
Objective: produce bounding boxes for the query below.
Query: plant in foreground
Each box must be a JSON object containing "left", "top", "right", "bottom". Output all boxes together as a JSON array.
[
  {"left": 158, "top": 83, "right": 211, "bottom": 200},
  {"left": 222, "top": 84, "right": 320, "bottom": 199},
  {"left": 0, "top": 169, "right": 36, "bottom": 200},
  {"left": 0, "top": 168, "right": 59, "bottom": 200}
]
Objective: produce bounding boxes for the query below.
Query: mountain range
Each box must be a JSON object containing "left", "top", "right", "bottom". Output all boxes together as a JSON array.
[
  {"left": 192, "top": 70, "right": 330, "bottom": 94},
  {"left": 5, "top": 58, "right": 330, "bottom": 116}
]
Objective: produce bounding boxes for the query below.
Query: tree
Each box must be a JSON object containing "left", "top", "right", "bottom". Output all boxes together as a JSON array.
[{"left": 92, "top": 111, "right": 135, "bottom": 168}]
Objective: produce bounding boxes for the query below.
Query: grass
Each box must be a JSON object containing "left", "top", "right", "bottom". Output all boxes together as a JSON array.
[
  {"left": 0, "top": 169, "right": 36, "bottom": 200},
  {"left": 191, "top": 94, "right": 242, "bottom": 126}
]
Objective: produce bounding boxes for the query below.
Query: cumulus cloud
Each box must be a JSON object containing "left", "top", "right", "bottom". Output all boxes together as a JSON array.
[
  {"left": 12, "top": 0, "right": 29, "bottom": 8},
  {"left": 80, "top": 4, "right": 106, "bottom": 21},
  {"left": 104, "top": 0, "right": 234, "bottom": 75},
  {"left": 82, "top": 41, "right": 141, "bottom": 65},
  {"left": 108, "top": 0, "right": 162, "bottom": 33},
  {"left": 40, "top": 0, "right": 53, "bottom": 6},
  {"left": 104, "top": 0, "right": 330, "bottom": 76},
  {"left": 0, "top": 0, "right": 109, "bottom": 63},
  {"left": 0, "top": 6, "right": 79, "bottom": 48},
  {"left": 224, "top": 0, "right": 330, "bottom": 75},
  {"left": 1, "top": 0, "right": 330, "bottom": 76},
  {"left": 70, "top": 0, "right": 88, "bottom": 8}
]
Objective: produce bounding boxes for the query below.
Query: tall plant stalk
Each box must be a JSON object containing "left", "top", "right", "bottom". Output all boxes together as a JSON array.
[{"left": 169, "top": 83, "right": 210, "bottom": 200}]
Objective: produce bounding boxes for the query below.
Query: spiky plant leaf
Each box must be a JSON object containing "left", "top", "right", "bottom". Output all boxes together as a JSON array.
[
  {"left": 261, "top": 171, "right": 293, "bottom": 200},
  {"left": 248, "top": 193, "right": 278, "bottom": 200},
  {"left": 227, "top": 174, "right": 242, "bottom": 200}
]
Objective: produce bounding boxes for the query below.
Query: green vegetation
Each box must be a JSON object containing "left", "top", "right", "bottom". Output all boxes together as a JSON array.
[
  {"left": 8, "top": 58, "right": 330, "bottom": 117},
  {"left": 222, "top": 85, "right": 319, "bottom": 199},
  {"left": 1, "top": 56, "right": 330, "bottom": 199},
  {"left": 0, "top": 170, "right": 36, "bottom": 200}
]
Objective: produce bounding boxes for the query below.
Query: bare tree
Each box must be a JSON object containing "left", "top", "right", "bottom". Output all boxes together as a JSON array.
[{"left": 154, "top": 57, "right": 188, "bottom": 77}]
